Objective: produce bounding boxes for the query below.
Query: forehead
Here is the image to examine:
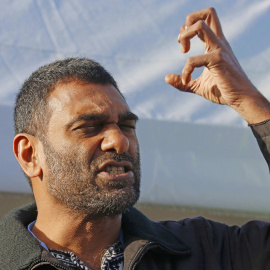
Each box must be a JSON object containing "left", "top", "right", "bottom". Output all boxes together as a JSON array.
[{"left": 47, "top": 81, "right": 130, "bottom": 123}]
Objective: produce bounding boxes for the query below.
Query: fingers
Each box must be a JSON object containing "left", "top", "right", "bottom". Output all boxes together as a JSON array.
[
  {"left": 178, "top": 24, "right": 190, "bottom": 52},
  {"left": 165, "top": 53, "right": 213, "bottom": 90},
  {"left": 178, "top": 20, "right": 222, "bottom": 53},
  {"left": 182, "top": 52, "right": 217, "bottom": 85},
  {"left": 175, "top": 7, "right": 228, "bottom": 86},
  {"left": 178, "top": 7, "right": 226, "bottom": 54},
  {"left": 186, "top": 7, "right": 224, "bottom": 39},
  {"left": 168, "top": 8, "right": 229, "bottom": 93}
]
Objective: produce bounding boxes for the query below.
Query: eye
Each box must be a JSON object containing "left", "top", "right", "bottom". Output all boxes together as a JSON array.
[
  {"left": 118, "top": 122, "right": 136, "bottom": 132},
  {"left": 73, "top": 124, "right": 103, "bottom": 136}
]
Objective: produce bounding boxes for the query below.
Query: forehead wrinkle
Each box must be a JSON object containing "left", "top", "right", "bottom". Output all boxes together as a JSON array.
[
  {"left": 47, "top": 82, "right": 133, "bottom": 131},
  {"left": 66, "top": 113, "right": 109, "bottom": 129},
  {"left": 66, "top": 111, "right": 139, "bottom": 129}
]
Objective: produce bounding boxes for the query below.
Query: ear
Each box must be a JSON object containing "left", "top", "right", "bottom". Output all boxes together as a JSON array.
[{"left": 13, "top": 133, "right": 43, "bottom": 178}]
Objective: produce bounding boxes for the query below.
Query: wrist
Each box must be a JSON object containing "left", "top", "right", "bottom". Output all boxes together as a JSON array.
[{"left": 231, "top": 90, "right": 270, "bottom": 124}]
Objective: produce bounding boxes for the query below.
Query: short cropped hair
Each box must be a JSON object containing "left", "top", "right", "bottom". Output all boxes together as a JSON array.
[{"left": 14, "top": 57, "right": 121, "bottom": 138}]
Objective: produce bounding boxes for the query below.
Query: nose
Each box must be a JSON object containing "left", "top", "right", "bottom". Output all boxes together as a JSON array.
[{"left": 101, "top": 126, "right": 129, "bottom": 154}]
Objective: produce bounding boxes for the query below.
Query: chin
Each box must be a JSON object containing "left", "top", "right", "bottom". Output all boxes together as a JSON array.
[{"left": 65, "top": 186, "right": 140, "bottom": 219}]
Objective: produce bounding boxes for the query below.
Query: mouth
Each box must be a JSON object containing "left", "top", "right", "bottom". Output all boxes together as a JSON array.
[
  {"left": 97, "top": 161, "right": 134, "bottom": 181},
  {"left": 105, "top": 166, "right": 126, "bottom": 176},
  {"left": 99, "top": 160, "right": 132, "bottom": 175}
]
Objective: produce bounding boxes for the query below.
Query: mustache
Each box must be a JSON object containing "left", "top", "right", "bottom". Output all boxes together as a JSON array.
[
  {"left": 90, "top": 152, "right": 137, "bottom": 168},
  {"left": 106, "top": 152, "right": 135, "bottom": 163}
]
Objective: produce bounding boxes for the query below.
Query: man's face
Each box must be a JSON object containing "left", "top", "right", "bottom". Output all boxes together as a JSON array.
[{"left": 41, "top": 81, "right": 140, "bottom": 218}]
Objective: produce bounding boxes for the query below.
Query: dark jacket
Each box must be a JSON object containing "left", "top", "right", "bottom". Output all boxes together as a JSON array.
[{"left": 1, "top": 120, "right": 270, "bottom": 270}]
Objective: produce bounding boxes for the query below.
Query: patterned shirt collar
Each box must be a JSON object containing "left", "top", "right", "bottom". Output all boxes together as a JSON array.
[
  {"left": 49, "top": 241, "right": 123, "bottom": 270},
  {"left": 28, "top": 220, "right": 124, "bottom": 270}
]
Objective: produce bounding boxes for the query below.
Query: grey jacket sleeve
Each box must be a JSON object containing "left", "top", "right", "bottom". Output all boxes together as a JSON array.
[{"left": 250, "top": 119, "right": 270, "bottom": 170}]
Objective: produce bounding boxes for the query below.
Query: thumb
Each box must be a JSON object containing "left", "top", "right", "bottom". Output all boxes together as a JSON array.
[{"left": 165, "top": 73, "right": 193, "bottom": 92}]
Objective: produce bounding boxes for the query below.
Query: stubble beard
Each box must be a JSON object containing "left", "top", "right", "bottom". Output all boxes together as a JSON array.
[{"left": 42, "top": 140, "right": 141, "bottom": 218}]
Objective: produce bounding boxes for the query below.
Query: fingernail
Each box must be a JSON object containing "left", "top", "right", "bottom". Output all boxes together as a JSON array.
[
  {"left": 182, "top": 78, "right": 186, "bottom": 85},
  {"left": 177, "top": 33, "right": 181, "bottom": 42},
  {"left": 185, "top": 25, "right": 188, "bottom": 30},
  {"left": 181, "top": 44, "right": 185, "bottom": 52}
]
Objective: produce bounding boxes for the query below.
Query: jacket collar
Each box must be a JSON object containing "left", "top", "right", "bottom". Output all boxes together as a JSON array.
[
  {"left": 121, "top": 207, "right": 191, "bottom": 270},
  {"left": 0, "top": 203, "right": 41, "bottom": 268},
  {"left": 0, "top": 203, "right": 191, "bottom": 269},
  {"left": 122, "top": 207, "right": 191, "bottom": 253},
  {"left": 0, "top": 202, "right": 67, "bottom": 270}
]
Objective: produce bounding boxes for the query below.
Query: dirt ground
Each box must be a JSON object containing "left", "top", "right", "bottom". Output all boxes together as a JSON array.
[{"left": 1, "top": 191, "right": 270, "bottom": 226}]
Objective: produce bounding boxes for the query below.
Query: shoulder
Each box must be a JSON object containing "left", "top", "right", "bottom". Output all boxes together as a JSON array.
[{"left": 0, "top": 202, "right": 37, "bottom": 226}]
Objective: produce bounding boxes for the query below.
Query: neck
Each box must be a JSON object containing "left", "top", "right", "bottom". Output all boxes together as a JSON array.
[{"left": 32, "top": 204, "right": 122, "bottom": 270}]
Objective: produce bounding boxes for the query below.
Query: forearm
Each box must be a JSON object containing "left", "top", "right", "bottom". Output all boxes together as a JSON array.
[{"left": 230, "top": 86, "right": 270, "bottom": 125}]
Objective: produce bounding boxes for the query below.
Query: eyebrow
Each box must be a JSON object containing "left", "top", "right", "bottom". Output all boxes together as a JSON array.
[
  {"left": 119, "top": 111, "right": 139, "bottom": 122},
  {"left": 66, "top": 111, "right": 139, "bottom": 129}
]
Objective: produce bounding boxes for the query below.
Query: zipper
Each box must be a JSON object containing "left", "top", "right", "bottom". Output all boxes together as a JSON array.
[
  {"left": 129, "top": 242, "right": 154, "bottom": 270},
  {"left": 29, "top": 259, "right": 71, "bottom": 270}
]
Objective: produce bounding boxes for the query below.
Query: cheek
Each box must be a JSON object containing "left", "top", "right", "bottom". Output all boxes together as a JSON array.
[
  {"left": 81, "top": 138, "right": 104, "bottom": 160},
  {"left": 129, "top": 137, "right": 140, "bottom": 157}
]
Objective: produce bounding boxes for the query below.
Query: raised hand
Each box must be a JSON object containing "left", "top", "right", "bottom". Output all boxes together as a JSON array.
[{"left": 165, "top": 7, "right": 270, "bottom": 124}]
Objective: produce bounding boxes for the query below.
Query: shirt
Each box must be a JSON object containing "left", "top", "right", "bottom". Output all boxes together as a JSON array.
[{"left": 28, "top": 221, "right": 123, "bottom": 270}]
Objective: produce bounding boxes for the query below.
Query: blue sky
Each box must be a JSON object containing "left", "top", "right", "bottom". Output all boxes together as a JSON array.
[{"left": 1, "top": 0, "right": 270, "bottom": 126}]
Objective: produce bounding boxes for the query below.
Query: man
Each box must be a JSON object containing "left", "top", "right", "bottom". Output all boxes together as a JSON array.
[{"left": 1, "top": 7, "right": 270, "bottom": 270}]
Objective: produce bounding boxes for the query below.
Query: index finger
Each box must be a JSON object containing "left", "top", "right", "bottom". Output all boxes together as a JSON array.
[{"left": 185, "top": 7, "right": 224, "bottom": 39}]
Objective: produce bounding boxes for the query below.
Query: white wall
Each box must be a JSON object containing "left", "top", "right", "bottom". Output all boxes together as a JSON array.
[{"left": 1, "top": 105, "right": 269, "bottom": 214}]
